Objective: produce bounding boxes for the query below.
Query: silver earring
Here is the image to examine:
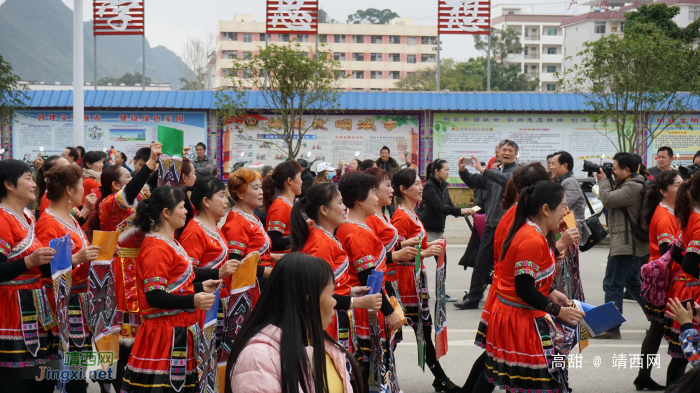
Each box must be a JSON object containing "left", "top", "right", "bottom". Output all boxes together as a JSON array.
[{"left": 68, "top": 198, "right": 71, "bottom": 204}]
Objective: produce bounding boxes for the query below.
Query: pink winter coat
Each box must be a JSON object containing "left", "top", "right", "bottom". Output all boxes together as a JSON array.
[{"left": 230, "top": 324, "right": 353, "bottom": 393}]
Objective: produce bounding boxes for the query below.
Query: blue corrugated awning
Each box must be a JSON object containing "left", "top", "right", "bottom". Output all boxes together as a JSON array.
[{"left": 18, "top": 90, "right": 620, "bottom": 112}]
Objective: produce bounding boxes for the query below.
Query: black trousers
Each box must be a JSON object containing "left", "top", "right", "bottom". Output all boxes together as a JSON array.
[{"left": 467, "top": 226, "right": 496, "bottom": 299}]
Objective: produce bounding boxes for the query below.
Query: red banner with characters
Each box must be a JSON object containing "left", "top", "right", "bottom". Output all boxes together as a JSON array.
[
  {"left": 438, "top": 0, "right": 490, "bottom": 35},
  {"left": 266, "top": 0, "right": 318, "bottom": 34},
  {"left": 93, "top": 1, "right": 145, "bottom": 36}
]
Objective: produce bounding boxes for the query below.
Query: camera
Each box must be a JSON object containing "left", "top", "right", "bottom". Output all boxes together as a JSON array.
[
  {"left": 583, "top": 160, "right": 614, "bottom": 178},
  {"left": 679, "top": 164, "right": 699, "bottom": 180}
]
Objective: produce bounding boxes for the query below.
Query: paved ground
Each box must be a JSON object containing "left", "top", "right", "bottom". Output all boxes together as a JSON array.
[{"left": 81, "top": 243, "right": 674, "bottom": 393}]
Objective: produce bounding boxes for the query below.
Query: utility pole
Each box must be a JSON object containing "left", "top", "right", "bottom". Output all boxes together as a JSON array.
[
  {"left": 73, "top": 0, "right": 85, "bottom": 147},
  {"left": 433, "top": 36, "right": 442, "bottom": 91},
  {"left": 486, "top": 31, "right": 492, "bottom": 92}
]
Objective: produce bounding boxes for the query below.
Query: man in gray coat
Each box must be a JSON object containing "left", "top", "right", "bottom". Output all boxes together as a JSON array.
[
  {"left": 596, "top": 152, "right": 649, "bottom": 339},
  {"left": 455, "top": 139, "right": 519, "bottom": 309},
  {"left": 551, "top": 151, "right": 591, "bottom": 242}
]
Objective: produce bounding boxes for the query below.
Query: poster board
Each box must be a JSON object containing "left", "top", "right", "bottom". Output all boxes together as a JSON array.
[
  {"left": 221, "top": 114, "right": 419, "bottom": 176},
  {"left": 646, "top": 114, "right": 700, "bottom": 167},
  {"left": 13, "top": 111, "right": 207, "bottom": 167},
  {"left": 432, "top": 113, "right": 620, "bottom": 185}
]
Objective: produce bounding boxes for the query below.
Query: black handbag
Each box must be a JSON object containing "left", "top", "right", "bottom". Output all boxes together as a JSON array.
[{"left": 579, "top": 195, "right": 608, "bottom": 252}]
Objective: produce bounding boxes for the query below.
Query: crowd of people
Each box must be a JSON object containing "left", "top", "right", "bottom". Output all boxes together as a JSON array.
[{"left": 1, "top": 140, "right": 699, "bottom": 393}]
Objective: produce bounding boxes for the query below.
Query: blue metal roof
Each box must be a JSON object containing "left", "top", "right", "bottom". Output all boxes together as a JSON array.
[{"left": 22, "top": 90, "right": 597, "bottom": 112}]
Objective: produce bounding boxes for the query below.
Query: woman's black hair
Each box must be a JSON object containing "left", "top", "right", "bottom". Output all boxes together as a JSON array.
[
  {"left": 502, "top": 162, "right": 550, "bottom": 210},
  {"left": 426, "top": 159, "right": 447, "bottom": 180},
  {"left": 290, "top": 183, "right": 339, "bottom": 252},
  {"left": 337, "top": 171, "right": 375, "bottom": 209},
  {"left": 224, "top": 253, "right": 362, "bottom": 393},
  {"left": 262, "top": 160, "right": 301, "bottom": 211},
  {"left": 667, "top": 365, "right": 700, "bottom": 393},
  {"left": 358, "top": 159, "right": 376, "bottom": 171},
  {"left": 391, "top": 168, "right": 418, "bottom": 204},
  {"left": 502, "top": 180, "right": 564, "bottom": 257},
  {"left": 36, "top": 155, "right": 63, "bottom": 203},
  {"left": 133, "top": 186, "right": 186, "bottom": 233},
  {"left": 185, "top": 175, "right": 226, "bottom": 211},
  {"left": 676, "top": 172, "right": 700, "bottom": 231},
  {"left": 85, "top": 165, "right": 127, "bottom": 240},
  {"left": 0, "top": 159, "right": 32, "bottom": 202},
  {"left": 642, "top": 169, "right": 679, "bottom": 227},
  {"left": 82, "top": 151, "right": 105, "bottom": 169}
]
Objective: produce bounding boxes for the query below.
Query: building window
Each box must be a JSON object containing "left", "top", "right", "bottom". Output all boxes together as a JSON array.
[
  {"left": 547, "top": 65, "right": 556, "bottom": 73},
  {"left": 353, "top": 35, "right": 365, "bottom": 43},
  {"left": 407, "top": 54, "right": 416, "bottom": 64},
  {"left": 242, "top": 70, "right": 253, "bottom": 78},
  {"left": 547, "top": 84, "right": 557, "bottom": 92},
  {"left": 371, "top": 35, "right": 383, "bottom": 44},
  {"left": 389, "top": 53, "right": 400, "bottom": 62},
  {"left": 297, "top": 35, "right": 309, "bottom": 42},
  {"left": 407, "top": 37, "right": 417, "bottom": 46},
  {"left": 223, "top": 32, "right": 237, "bottom": 41},
  {"left": 334, "top": 34, "right": 345, "bottom": 43},
  {"left": 222, "top": 50, "right": 238, "bottom": 59},
  {"left": 318, "top": 34, "right": 327, "bottom": 43},
  {"left": 370, "top": 88, "right": 382, "bottom": 91},
  {"left": 243, "top": 51, "right": 252, "bottom": 60},
  {"left": 279, "top": 34, "right": 290, "bottom": 42},
  {"left": 242, "top": 33, "right": 252, "bottom": 43},
  {"left": 594, "top": 22, "right": 606, "bottom": 34},
  {"left": 547, "top": 47, "right": 556, "bottom": 55},
  {"left": 352, "top": 71, "right": 364, "bottom": 79},
  {"left": 371, "top": 53, "right": 383, "bottom": 62},
  {"left": 421, "top": 54, "right": 436, "bottom": 63},
  {"left": 691, "top": 7, "right": 700, "bottom": 21},
  {"left": 620, "top": 22, "right": 625, "bottom": 31},
  {"left": 422, "top": 36, "right": 436, "bottom": 45},
  {"left": 547, "top": 28, "right": 557, "bottom": 36},
  {"left": 407, "top": 72, "right": 416, "bottom": 78},
  {"left": 389, "top": 71, "right": 400, "bottom": 80},
  {"left": 333, "top": 53, "right": 346, "bottom": 61},
  {"left": 389, "top": 36, "right": 401, "bottom": 44},
  {"left": 370, "top": 71, "right": 382, "bottom": 79},
  {"left": 260, "top": 33, "right": 266, "bottom": 41},
  {"left": 353, "top": 53, "right": 364, "bottom": 61}
]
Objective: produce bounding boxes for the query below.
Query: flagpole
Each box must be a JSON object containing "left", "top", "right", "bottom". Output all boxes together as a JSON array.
[
  {"left": 436, "top": 34, "right": 441, "bottom": 91},
  {"left": 94, "top": 36, "right": 97, "bottom": 90},
  {"left": 142, "top": 0, "right": 146, "bottom": 91},
  {"left": 486, "top": 30, "right": 491, "bottom": 92},
  {"left": 73, "top": 0, "right": 85, "bottom": 147}
]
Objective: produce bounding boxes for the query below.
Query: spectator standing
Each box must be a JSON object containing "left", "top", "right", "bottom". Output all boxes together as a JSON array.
[
  {"left": 648, "top": 146, "right": 674, "bottom": 179},
  {"left": 454, "top": 139, "right": 519, "bottom": 310},
  {"left": 193, "top": 142, "right": 215, "bottom": 177},
  {"left": 693, "top": 151, "right": 700, "bottom": 166},
  {"left": 349, "top": 159, "right": 361, "bottom": 171},
  {"left": 131, "top": 147, "right": 151, "bottom": 174},
  {"left": 260, "top": 165, "right": 273, "bottom": 178},
  {"left": 62, "top": 146, "right": 79, "bottom": 165},
  {"left": 297, "top": 159, "right": 315, "bottom": 197},
  {"left": 114, "top": 151, "right": 132, "bottom": 174},
  {"left": 376, "top": 146, "right": 399, "bottom": 216},
  {"left": 312, "top": 162, "right": 335, "bottom": 185},
  {"left": 76, "top": 145, "right": 85, "bottom": 166},
  {"left": 595, "top": 152, "right": 648, "bottom": 339},
  {"left": 551, "top": 151, "right": 590, "bottom": 301},
  {"left": 486, "top": 144, "right": 499, "bottom": 170},
  {"left": 359, "top": 159, "right": 376, "bottom": 171}
]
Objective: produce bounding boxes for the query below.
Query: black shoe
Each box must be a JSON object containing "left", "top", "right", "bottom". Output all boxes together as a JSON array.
[
  {"left": 432, "top": 377, "right": 460, "bottom": 393},
  {"left": 454, "top": 295, "right": 481, "bottom": 310},
  {"left": 633, "top": 376, "right": 665, "bottom": 391}
]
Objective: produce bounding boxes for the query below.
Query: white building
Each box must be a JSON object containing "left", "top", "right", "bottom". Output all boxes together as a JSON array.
[
  {"left": 561, "top": 0, "right": 700, "bottom": 75},
  {"left": 491, "top": 4, "right": 574, "bottom": 92}
]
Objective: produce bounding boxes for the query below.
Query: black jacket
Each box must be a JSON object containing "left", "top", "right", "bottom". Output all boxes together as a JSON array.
[
  {"left": 300, "top": 169, "right": 315, "bottom": 197},
  {"left": 417, "top": 176, "right": 462, "bottom": 232}
]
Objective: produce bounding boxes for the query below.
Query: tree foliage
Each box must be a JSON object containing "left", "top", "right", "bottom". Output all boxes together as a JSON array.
[
  {"left": 347, "top": 8, "right": 399, "bottom": 24},
  {"left": 179, "top": 33, "right": 215, "bottom": 91},
  {"left": 624, "top": 4, "right": 700, "bottom": 43},
  {"left": 0, "top": 53, "right": 28, "bottom": 128},
  {"left": 216, "top": 40, "right": 346, "bottom": 160},
  {"left": 559, "top": 4, "right": 700, "bottom": 155},
  {"left": 395, "top": 58, "right": 537, "bottom": 92},
  {"left": 473, "top": 27, "right": 524, "bottom": 63},
  {"left": 98, "top": 71, "right": 151, "bottom": 87}
]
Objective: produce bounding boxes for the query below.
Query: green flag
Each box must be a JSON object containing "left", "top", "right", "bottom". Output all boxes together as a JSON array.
[{"left": 158, "top": 125, "right": 184, "bottom": 158}]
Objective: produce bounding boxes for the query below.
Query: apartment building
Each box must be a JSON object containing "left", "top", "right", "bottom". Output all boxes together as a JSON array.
[
  {"left": 561, "top": 0, "right": 700, "bottom": 74},
  {"left": 216, "top": 14, "right": 439, "bottom": 90},
  {"left": 491, "top": 5, "right": 572, "bottom": 92}
]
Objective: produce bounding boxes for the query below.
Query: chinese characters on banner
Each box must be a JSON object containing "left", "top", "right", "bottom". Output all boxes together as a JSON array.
[
  {"left": 93, "top": 1, "right": 145, "bottom": 35},
  {"left": 266, "top": 0, "right": 318, "bottom": 34},
  {"left": 438, "top": 0, "right": 491, "bottom": 35}
]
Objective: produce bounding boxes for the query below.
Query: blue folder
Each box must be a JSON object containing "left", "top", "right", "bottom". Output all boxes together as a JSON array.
[{"left": 575, "top": 301, "right": 627, "bottom": 336}]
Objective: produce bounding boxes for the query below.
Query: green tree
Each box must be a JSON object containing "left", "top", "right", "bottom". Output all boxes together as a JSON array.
[
  {"left": 558, "top": 5, "right": 700, "bottom": 155},
  {"left": 98, "top": 71, "right": 152, "bottom": 87},
  {"left": 216, "top": 40, "right": 346, "bottom": 160},
  {"left": 473, "top": 27, "right": 524, "bottom": 63},
  {"left": 347, "top": 8, "right": 399, "bottom": 24},
  {"left": 0, "top": 53, "right": 28, "bottom": 128},
  {"left": 624, "top": 4, "right": 700, "bottom": 42}
]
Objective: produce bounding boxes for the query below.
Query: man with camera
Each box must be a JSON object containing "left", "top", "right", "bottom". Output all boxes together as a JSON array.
[
  {"left": 595, "top": 152, "right": 649, "bottom": 339},
  {"left": 454, "top": 139, "right": 519, "bottom": 310}
]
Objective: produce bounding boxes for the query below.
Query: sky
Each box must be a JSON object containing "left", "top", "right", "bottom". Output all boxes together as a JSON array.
[{"left": 20, "top": 0, "right": 584, "bottom": 62}]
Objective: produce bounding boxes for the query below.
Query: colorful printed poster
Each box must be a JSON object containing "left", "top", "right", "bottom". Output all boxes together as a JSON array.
[{"left": 647, "top": 114, "right": 700, "bottom": 167}]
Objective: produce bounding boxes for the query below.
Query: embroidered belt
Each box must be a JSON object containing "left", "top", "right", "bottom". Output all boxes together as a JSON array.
[
  {"left": 0, "top": 277, "right": 40, "bottom": 286},
  {"left": 118, "top": 248, "right": 141, "bottom": 258},
  {"left": 496, "top": 293, "right": 537, "bottom": 310},
  {"left": 143, "top": 309, "right": 195, "bottom": 320}
]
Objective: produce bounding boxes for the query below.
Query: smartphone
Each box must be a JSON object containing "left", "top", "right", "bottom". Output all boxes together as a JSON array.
[
  {"left": 680, "top": 298, "right": 698, "bottom": 316},
  {"left": 463, "top": 158, "right": 474, "bottom": 166}
]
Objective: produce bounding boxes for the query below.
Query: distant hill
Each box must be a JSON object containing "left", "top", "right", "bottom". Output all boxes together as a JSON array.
[{"left": 0, "top": 0, "right": 187, "bottom": 89}]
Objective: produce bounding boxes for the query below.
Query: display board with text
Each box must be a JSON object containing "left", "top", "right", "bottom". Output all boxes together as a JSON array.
[
  {"left": 13, "top": 111, "right": 207, "bottom": 167},
  {"left": 432, "top": 113, "right": 620, "bottom": 185},
  {"left": 646, "top": 114, "right": 700, "bottom": 167}
]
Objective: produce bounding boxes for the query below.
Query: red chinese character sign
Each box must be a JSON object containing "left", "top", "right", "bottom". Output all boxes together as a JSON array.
[
  {"left": 266, "top": 0, "right": 318, "bottom": 34},
  {"left": 438, "top": 0, "right": 490, "bottom": 35},
  {"left": 93, "top": 1, "right": 145, "bottom": 36}
]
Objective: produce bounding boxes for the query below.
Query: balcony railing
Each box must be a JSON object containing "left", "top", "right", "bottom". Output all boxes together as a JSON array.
[
  {"left": 523, "top": 54, "right": 540, "bottom": 60},
  {"left": 524, "top": 35, "right": 540, "bottom": 41},
  {"left": 525, "top": 72, "right": 540, "bottom": 79}
]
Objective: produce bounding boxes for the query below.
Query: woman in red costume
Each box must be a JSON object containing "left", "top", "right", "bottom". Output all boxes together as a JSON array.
[{"left": 262, "top": 160, "right": 302, "bottom": 256}]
